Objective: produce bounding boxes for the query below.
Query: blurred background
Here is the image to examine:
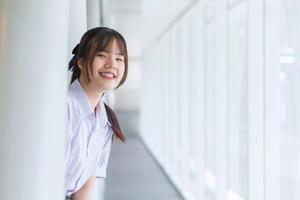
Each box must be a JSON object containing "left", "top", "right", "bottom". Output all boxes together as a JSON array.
[{"left": 0, "top": 0, "right": 300, "bottom": 200}]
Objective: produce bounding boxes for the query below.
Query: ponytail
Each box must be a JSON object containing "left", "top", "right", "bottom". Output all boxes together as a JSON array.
[{"left": 104, "top": 103, "right": 126, "bottom": 142}]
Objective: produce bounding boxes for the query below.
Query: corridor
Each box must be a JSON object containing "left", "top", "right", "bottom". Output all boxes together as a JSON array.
[
  {"left": 1, "top": 0, "right": 300, "bottom": 200},
  {"left": 104, "top": 136, "right": 184, "bottom": 200}
]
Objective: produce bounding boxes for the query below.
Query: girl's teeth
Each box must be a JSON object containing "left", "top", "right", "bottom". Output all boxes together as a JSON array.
[{"left": 101, "top": 72, "right": 114, "bottom": 78}]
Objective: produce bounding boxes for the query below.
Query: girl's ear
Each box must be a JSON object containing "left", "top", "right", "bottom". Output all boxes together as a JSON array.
[{"left": 77, "top": 58, "right": 83, "bottom": 70}]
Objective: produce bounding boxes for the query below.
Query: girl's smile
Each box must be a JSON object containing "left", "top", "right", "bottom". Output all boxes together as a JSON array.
[{"left": 99, "top": 71, "right": 116, "bottom": 79}]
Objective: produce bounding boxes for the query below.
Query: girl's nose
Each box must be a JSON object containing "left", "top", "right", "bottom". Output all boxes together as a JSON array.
[{"left": 105, "top": 56, "right": 117, "bottom": 69}]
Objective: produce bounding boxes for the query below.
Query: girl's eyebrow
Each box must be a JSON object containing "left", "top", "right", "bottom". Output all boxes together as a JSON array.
[
  {"left": 97, "top": 50, "right": 108, "bottom": 53},
  {"left": 99, "top": 49, "right": 124, "bottom": 56}
]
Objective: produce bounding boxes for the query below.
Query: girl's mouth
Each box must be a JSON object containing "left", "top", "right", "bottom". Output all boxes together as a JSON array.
[{"left": 99, "top": 72, "right": 116, "bottom": 79}]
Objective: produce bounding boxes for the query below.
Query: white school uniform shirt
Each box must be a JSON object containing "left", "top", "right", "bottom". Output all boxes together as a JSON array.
[{"left": 65, "top": 79, "right": 113, "bottom": 197}]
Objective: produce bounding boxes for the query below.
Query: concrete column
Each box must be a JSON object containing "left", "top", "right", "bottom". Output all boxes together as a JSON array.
[
  {"left": 87, "top": 0, "right": 101, "bottom": 28},
  {"left": 0, "top": 1, "right": 69, "bottom": 200},
  {"left": 68, "top": 0, "right": 87, "bottom": 54}
]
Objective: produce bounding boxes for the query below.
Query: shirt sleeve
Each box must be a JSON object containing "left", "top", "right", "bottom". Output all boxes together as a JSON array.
[{"left": 93, "top": 131, "right": 113, "bottom": 178}]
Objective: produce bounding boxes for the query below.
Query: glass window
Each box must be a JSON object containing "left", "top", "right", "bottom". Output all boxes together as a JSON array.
[
  {"left": 187, "top": 12, "right": 203, "bottom": 199},
  {"left": 279, "top": 1, "right": 300, "bottom": 199},
  {"left": 227, "top": 1, "right": 248, "bottom": 199},
  {"left": 204, "top": 20, "right": 217, "bottom": 200}
]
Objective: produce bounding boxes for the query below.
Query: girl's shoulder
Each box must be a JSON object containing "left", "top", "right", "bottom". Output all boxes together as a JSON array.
[
  {"left": 66, "top": 90, "right": 81, "bottom": 130},
  {"left": 67, "top": 90, "right": 78, "bottom": 113}
]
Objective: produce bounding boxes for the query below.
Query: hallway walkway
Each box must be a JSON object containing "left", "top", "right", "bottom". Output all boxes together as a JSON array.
[{"left": 104, "top": 136, "right": 184, "bottom": 200}]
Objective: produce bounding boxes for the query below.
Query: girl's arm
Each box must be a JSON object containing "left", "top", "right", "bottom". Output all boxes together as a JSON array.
[{"left": 71, "top": 176, "right": 96, "bottom": 200}]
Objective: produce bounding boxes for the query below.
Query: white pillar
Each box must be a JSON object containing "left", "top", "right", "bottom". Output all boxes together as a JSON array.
[
  {"left": 0, "top": 1, "right": 69, "bottom": 200},
  {"left": 68, "top": 0, "right": 87, "bottom": 54},
  {"left": 87, "top": 0, "right": 101, "bottom": 28}
]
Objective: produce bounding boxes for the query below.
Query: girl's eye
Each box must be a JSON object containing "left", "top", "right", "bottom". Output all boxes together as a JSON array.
[
  {"left": 116, "top": 57, "right": 124, "bottom": 62},
  {"left": 97, "top": 53, "right": 106, "bottom": 58}
]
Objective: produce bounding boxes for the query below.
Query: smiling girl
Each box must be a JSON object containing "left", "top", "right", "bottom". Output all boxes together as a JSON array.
[{"left": 65, "top": 27, "right": 128, "bottom": 200}]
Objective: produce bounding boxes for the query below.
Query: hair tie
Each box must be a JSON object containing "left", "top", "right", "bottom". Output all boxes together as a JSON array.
[
  {"left": 68, "top": 43, "right": 80, "bottom": 71},
  {"left": 72, "top": 43, "right": 79, "bottom": 55}
]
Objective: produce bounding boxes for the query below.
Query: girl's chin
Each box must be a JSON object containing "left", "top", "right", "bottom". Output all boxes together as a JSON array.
[
  {"left": 96, "top": 83, "right": 116, "bottom": 91},
  {"left": 92, "top": 79, "right": 118, "bottom": 91}
]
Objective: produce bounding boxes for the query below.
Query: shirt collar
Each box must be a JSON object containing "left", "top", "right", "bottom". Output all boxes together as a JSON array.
[{"left": 69, "top": 79, "right": 111, "bottom": 127}]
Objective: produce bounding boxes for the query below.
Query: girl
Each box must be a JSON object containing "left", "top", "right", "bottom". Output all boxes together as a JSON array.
[{"left": 65, "top": 27, "right": 128, "bottom": 200}]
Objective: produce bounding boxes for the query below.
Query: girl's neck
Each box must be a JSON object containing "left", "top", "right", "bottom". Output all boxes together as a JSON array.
[{"left": 78, "top": 77, "right": 104, "bottom": 112}]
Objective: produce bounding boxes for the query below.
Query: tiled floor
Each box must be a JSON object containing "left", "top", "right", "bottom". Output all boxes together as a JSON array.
[{"left": 104, "top": 135, "right": 184, "bottom": 200}]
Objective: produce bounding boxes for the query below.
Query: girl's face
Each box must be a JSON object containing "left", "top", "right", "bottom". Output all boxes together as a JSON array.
[{"left": 89, "top": 39, "right": 125, "bottom": 91}]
